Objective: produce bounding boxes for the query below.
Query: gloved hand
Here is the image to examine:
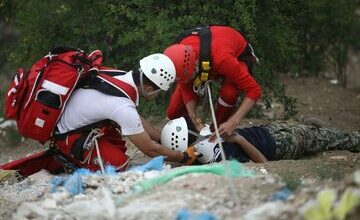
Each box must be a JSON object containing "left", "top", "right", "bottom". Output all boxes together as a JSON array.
[{"left": 181, "top": 146, "right": 196, "bottom": 165}]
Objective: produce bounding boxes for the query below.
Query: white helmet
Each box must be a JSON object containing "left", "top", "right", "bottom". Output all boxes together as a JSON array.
[
  {"left": 194, "top": 139, "right": 222, "bottom": 164},
  {"left": 161, "top": 117, "right": 188, "bottom": 152},
  {"left": 139, "top": 53, "right": 176, "bottom": 91},
  {"left": 194, "top": 125, "right": 224, "bottom": 164},
  {"left": 199, "top": 124, "right": 212, "bottom": 136}
]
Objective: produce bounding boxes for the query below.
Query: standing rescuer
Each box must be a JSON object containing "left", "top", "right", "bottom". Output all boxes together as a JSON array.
[{"left": 164, "top": 25, "right": 261, "bottom": 137}]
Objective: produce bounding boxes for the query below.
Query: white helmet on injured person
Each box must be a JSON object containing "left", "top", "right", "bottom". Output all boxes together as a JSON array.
[
  {"left": 139, "top": 53, "right": 176, "bottom": 91},
  {"left": 194, "top": 126, "right": 224, "bottom": 164},
  {"left": 161, "top": 118, "right": 224, "bottom": 164},
  {"left": 161, "top": 117, "right": 188, "bottom": 152}
]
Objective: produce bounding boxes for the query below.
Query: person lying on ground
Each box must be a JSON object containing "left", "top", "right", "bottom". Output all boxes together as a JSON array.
[{"left": 160, "top": 117, "right": 360, "bottom": 164}]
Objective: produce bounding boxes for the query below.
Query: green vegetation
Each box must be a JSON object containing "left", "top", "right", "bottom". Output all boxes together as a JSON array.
[
  {"left": 315, "top": 164, "right": 343, "bottom": 181},
  {"left": 0, "top": 126, "right": 22, "bottom": 148},
  {"left": 280, "top": 171, "right": 302, "bottom": 190},
  {"left": 0, "top": 90, "right": 4, "bottom": 118},
  {"left": 0, "top": 0, "right": 358, "bottom": 118}
]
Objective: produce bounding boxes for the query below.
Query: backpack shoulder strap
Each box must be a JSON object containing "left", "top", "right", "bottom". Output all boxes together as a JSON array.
[
  {"left": 175, "top": 25, "right": 257, "bottom": 78},
  {"left": 81, "top": 72, "right": 129, "bottom": 99},
  {"left": 174, "top": 25, "right": 212, "bottom": 85},
  {"left": 81, "top": 68, "right": 137, "bottom": 103}
]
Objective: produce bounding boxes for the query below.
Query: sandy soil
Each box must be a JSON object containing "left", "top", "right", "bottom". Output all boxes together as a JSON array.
[{"left": 281, "top": 75, "right": 360, "bottom": 131}]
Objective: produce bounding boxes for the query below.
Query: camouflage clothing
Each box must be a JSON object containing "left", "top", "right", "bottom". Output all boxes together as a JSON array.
[{"left": 266, "top": 122, "right": 360, "bottom": 160}]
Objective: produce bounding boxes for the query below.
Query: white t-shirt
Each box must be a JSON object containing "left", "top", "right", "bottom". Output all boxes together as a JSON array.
[{"left": 56, "top": 88, "right": 144, "bottom": 136}]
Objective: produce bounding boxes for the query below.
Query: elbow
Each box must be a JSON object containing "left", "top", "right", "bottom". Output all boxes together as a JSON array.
[
  {"left": 142, "top": 149, "right": 160, "bottom": 158},
  {"left": 260, "top": 157, "right": 268, "bottom": 163},
  {"left": 141, "top": 143, "right": 162, "bottom": 158},
  {"left": 254, "top": 157, "right": 268, "bottom": 163},
  {"left": 246, "top": 85, "right": 261, "bottom": 102},
  {"left": 256, "top": 85, "right": 262, "bottom": 100}
]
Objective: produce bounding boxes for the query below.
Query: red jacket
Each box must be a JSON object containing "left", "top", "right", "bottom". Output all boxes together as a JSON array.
[{"left": 178, "top": 26, "right": 261, "bottom": 103}]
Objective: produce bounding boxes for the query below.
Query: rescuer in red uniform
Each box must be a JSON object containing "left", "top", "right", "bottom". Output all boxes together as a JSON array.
[{"left": 164, "top": 25, "right": 261, "bottom": 137}]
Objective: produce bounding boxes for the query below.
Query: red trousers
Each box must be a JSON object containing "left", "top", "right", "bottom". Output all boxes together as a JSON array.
[
  {"left": 55, "top": 125, "right": 129, "bottom": 172},
  {"left": 0, "top": 125, "right": 129, "bottom": 177},
  {"left": 0, "top": 150, "right": 64, "bottom": 177},
  {"left": 167, "top": 77, "right": 239, "bottom": 126}
]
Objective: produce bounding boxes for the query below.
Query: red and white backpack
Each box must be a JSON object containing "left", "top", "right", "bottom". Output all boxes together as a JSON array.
[{"left": 4, "top": 47, "right": 103, "bottom": 143}]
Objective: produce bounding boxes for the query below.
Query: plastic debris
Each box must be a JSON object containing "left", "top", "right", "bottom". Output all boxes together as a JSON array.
[
  {"left": 259, "top": 167, "right": 268, "bottom": 174},
  {"left": 303, "top": 188, "right": 336, "bottom": 220},
  {"left": 51, "top": 165, "right": 121, "bottom": 195},
  {"left": 333, "top": 189, "right": 360, "bottom": 220},
  {"left": 14, "top": 203, "right": 49, "bottom": 219},
  {"left": 268, "top": 187, "right": 292, "bottom": 201},
  {"left": 130, "top": 156, "right": 165, "bottom": 172},
  {"left": 0, "top": 169, "right": 18, "bottom": 183},
  {"left": 302, "top": 188, "right": 360, "bottom": 220},
  {"left": 51, "top": 173, "right": 83, "bottom": 196},
  {"left": 64, "top": 173, "right": 83, "bottom": 195},
  {"left": 177, "top": 208, "right": 217, "bottom": 220},
  {"left": 76, "top": 168, "right": 94, "bottom": 176},
  {"left": 42, "top": 198, "right": 57, "bottom": 209},
  {"left": 133, "top": 160, "right": 253, "bottom": 194},
  {"left": 50, "top": 176, "right": 67, "bottom": 193},
  {"left": 243, "top": 201, "right": 292, "bottom": 220},
  {"left": 61, "top": 188, "right": 116, "bottom": 219},
  {"left": 104, "top": 165, "right": 118, "bottom": 175}
]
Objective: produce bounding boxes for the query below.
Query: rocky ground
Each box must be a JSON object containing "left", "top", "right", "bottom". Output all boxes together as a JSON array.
[{"left": 0, "top": 76, "right": 359, "bottom": 219}]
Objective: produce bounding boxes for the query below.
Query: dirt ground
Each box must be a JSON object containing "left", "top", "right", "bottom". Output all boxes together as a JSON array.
[
  {"left": 281, "top": 75, "right": 360, "bottom": 131},
  {"left": 0, "top": 75, "right": 359, "bottom": 176},
  {"left": 0, "top": 75, "right": 359, "bottom": 219}
]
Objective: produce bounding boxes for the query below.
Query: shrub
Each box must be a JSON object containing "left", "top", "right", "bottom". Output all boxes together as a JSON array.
[{"left": 1, "top": 0, "right": 358, "bottom": 118}]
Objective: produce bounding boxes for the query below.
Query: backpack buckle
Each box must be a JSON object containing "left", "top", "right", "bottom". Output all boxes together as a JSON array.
[
  {"left": 201, "top": 61, "right": 211, "bottom": 71},
  {"left": 200, "top": 72, "right": 209, "bottom": 82},
  {"left": 76, "top": 65, "right": 85, "bottom": 75}
]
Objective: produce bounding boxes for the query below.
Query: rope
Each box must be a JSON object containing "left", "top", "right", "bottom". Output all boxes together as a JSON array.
[
  {"left": 80, "top": 128, "right": 106, "bottom": 175},
  {"left": 205, "top": 81, "right": 240, "bottom": 207},
  {"left": 205, "top": 82, "right": 227, "bottom": 163},
  {"left": 94, "top": 137, "right": 105, "bottom": 175}
]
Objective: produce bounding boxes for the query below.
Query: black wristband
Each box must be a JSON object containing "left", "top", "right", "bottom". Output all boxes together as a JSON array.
[{"left": 180, "top": 152, "right": 189, "bottom": 163}]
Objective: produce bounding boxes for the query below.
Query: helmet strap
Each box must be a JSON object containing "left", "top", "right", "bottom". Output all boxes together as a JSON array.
[
  {"left": 139, "top": 67, "right": 161, "bottom": 97},
  {"left": 139, "top": 67, "right": 146, "bottom": 96}
]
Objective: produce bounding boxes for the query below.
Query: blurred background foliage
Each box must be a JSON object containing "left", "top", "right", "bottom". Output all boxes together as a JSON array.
[{"left": 0, "top": 0, "right": 359, "bottom": 118}]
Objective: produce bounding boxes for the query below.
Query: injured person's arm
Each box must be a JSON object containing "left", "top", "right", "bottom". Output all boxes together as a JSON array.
[{"left": 224, "top": 133, "right": 268, "bottom": 163}]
